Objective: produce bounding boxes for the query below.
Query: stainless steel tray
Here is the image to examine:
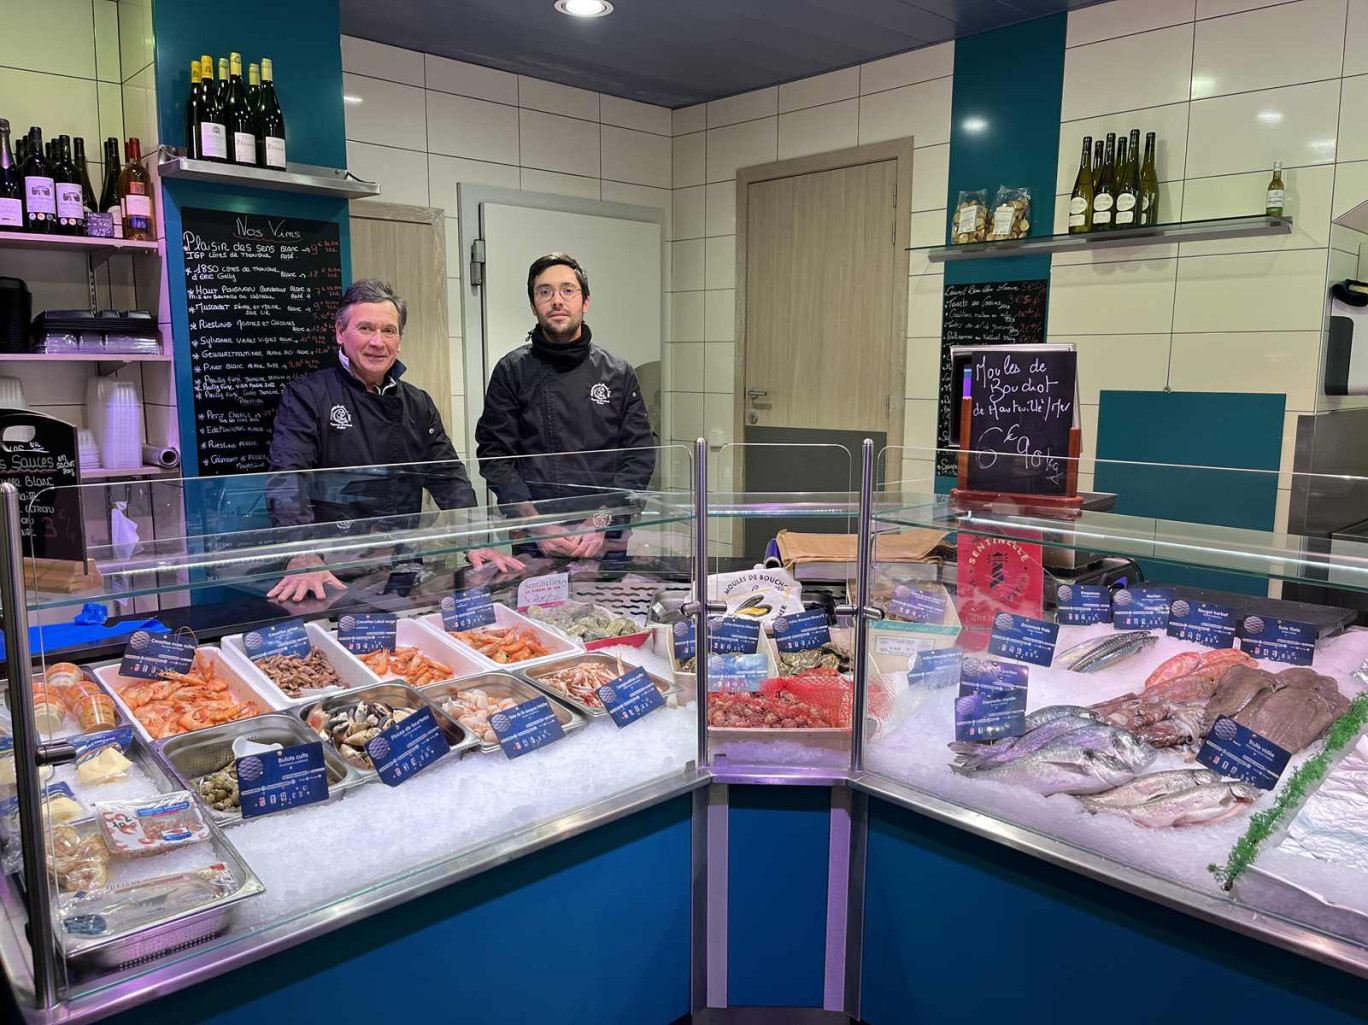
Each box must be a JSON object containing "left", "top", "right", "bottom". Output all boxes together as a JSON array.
[
  {"left": 296, "top": 681, "right": 478, "bottom": 776},
  {"left": 419, "top": 672, "right": 587, "bottom": 753},
  {"left": 517, "top": 651, "right": 678, "bottom": 720},
  {"left": 155, "top": 713, "right": 366, "bottom": 825}
]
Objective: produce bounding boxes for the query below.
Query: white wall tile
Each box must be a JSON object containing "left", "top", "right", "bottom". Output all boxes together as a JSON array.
[
  {"left": 708, "top": 87, "right": 778, "bottom": 128},
  {"left": 1191, "top": 0, "right": 1345, "bottom": 100},
  {"left": 779, "top": 67, "right": 860, "bottom": 114},
  {"left": 911, "top": 143, "right": 950, "bottom": 212},
  {"left": 707, "top": 118, "right": 778, "bottom": 182},
  {"left": 672, "top": 291, "right": 705, "bottom": 342},
  {"left": 518, "top": 76, "right": 598, "bottom": 120},
  {"left": 122, "top": 63, "right": 156, "bottom": 150},
  {"left": 600, "top": 94, "right": 671, "bottom": 136},
  {"left": 1338, "top": 75, "right": 1368, "bottom": 162},
  {"left": 672, "top": 239, "right": 705, "bottom": 291},
  {"left": 706, "top": 181, "right": 737, "bottom": 237},
  {"left": 907, "top": 274, "right": 944, "bottom": 337},
  {"left": 857, "top": 76, "right": 953, "bottom": 147},
  {"left": 98, "top": 80, "right": 124, "bottom": 147},
  {"left": 428, "top": 153, "right": 519, "bottom": 212},
  {"left": 1185, "top": 79, "right": 1340, "bottom": 177},
  {"left": 705, "top": 235, "right": 736, "bottom": 290},
  {"left": 1180, "top": 164, "right": 1333, "bottom": 255},
  {"left": 860, "top": 41, "right": 953, "bottom": 94},
  {"left": 705, "top": 288, "right": 736, "bottom": 342},
  {"left": 1065, "top": 334, "right": 1173, "bottom": 404},
  {"left": 1061, "top": 24, "right": 1194, "bottom": 122},
  {"left": 670, "top": 342, "right": 704, "bottom": 391},
  {"left": 1172, "top": 248, "right": 1329, "bottom": 331},
  {"left": 903, "top": 398, "right": 939, "bottom": 447},
  {"left": 674, "top": 132, "right": 706, "bottom": 188},
  {"left": 908, "top": 211, "right": 946, "bottom": 274},
  {"left": 0, "top": 68, "right": 99, "bottom": 153},
  {"left": 520, "top": 108, "right": 601, "bottom": 177},
  {"left": 1048, "top": 259, "right": 1179, "bottom": 334},
  {"left": 673, "top": 104, "right": 707, "bottom": 136},
  {"left": 1198, "top": 0, "right": 1302, "bottom": 16},
  {"left": 601, "top": 125, "right": 671, "bottom": 187},
  {"left": 1, "top": 0, "right": 97, "bottom": 80},
  {"left": 425, "top": 55, "right": 518, "bottom": 104},
  {"left": 1348, "top": 0, "right": 1368, "bottom": 75},
  {"left": 341, "top": 35, "right": 424, "bottom": 86},
  {"left": 673, "top": 186, "right": 705, "bottom": 240},
  {"left": 1333, "top": 159, "right": 1368, "bottom": 218},
  {"left": 94, "top": 0, "right": 120, "bottom": 83},
  {"left": 117, "top": 0, "right": 152, "bottom": 79},
  {"left": 1067, "top": 0, "right": 1196, "bottom": 47},
  {"left": 602, "top": 181, "right": 671, "bottom": 223},
  {"left": 1056, "top": 104, "right": 1190, "bottom": 194},
  {"left": 670, "top": 392, "right": 703, "bottom": 440},
  {"left": 703, "top": 343, "right": 734, "bottom": 393},
  {"left": 347, "top": 141, "right": 429, "bottom": 206},
  {"left": 427, "top": 91, "right": 519, "bottom": 163},
  {"left": 777, "top": 99, "right": 859, "bottom": 160},
  {"left": 343, "top": 73, "right": 427, "bottom": 150},
  {"left": 520, "top": 167, "right": 600, "bottom": 199},
  {"left": 1168, "top": 331, "right": 1320, "bottom": 408},
  {"left": 904, "top": 337, "right": 941, "bottom": 400}
]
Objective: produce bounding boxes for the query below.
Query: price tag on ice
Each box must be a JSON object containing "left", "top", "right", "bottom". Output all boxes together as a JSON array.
[
  {"left": 1167, "top": 600, "right": 1237, "bottom": 649},
  {"left": 517, "top": 572, "right": 569, "bottom": 612},
  {"left": 336, "top": 612, "right": 396, "bottom": 655},
  {"left": 888, "top": 584, "right": 947, "bottom": 624},
  {"left": 987, "top": 613, "right": 1058, "bottom": 667},
  {"left": 119, "top": 630, "right": 195, "bottom": 680},
  {"left": 365, "top": 705, "right": 451, "bottom": 785},
  {"left": 1055, "top": 584, "right": 1111, "bottom": 626},
  {"left": 908, "top": 648, "right": 962, "bottom": 693},
  {"left": 1111, "top": 586, "right": 1173, "bottom": 631},
  {"left": 709, "top": 616, "right": 761, "bottom": 655},
  {"left": 1239, "top": 615, "right": 1315, "bottom": 665},
  {"left": 440, "top": 587, "right": 496, "bottom": 631},
  {"left": 955, "top": 658, "right": 1028, "bottom": 743},
  {"left": 672, "top": 620, "right": 697, "bottom": 663},
  {"left": 597, "top": 666, "right": 664, "bottom": 728},
  {"left": 243, "top": 618, "right": 311, "bottom": 662},
  {"left": 490, "top": 696, "right": 565, "bottom": 759},
  {"left": 237, "top": 741, "right": 329, "bottom": 817},
  {"left": 1196, "top": 715, "right": 1291, "bottom": 790},
  {"left": 773, "top": 609, "right": 831, "bottom": 652}
]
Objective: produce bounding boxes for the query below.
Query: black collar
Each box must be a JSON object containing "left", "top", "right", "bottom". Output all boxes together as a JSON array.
[{"left": 530, "top": 323, "right": 591, "bottom": 369}]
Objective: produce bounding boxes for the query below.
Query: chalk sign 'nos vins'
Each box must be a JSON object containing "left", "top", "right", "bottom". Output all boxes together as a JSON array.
[
  {"left": 966, "top": 348, "right": 1076, "bottom": 495},
  {"left": 183, "top": 209, "right": 343, "bottom": 477}
]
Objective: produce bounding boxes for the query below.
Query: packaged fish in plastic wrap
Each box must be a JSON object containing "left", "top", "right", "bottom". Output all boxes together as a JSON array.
[{"left": 59, "top": 863, "right": 236, "bottom": 942}]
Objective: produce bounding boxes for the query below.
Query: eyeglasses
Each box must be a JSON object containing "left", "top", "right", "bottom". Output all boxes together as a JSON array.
[
  {"left": 352, "top": 322, "right": 400, "bottom": 339},
  {"left": 533, "top": 283, "right": 582, "bottom": 303}
]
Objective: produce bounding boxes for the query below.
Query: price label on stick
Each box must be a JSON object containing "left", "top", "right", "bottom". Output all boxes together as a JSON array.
[
  {"left": 955, "top": 657, "right": 1028, "bottom": 742},
  {"left": 709, "top": 616, "right": 761, "bottom": 655},
  {"left": 1111, "top": 586, "right": 1173, "bottom": 631},
  {"left": 1238, "top": 615, "right": 1315, "bottom": 666},
  {"left": 1167, "top": 600, "right": 1237, "bottom": 649},
  {"left": 440, "top": 588, "right": 496, "bottom": 631},
  {"left": 1196, "top": 716, "right": 1291, "bottom": 790},
  {"left": 773, "top": 610, "right": 831, "bottom": 652},
  {"left": 365, "top": 706, "right": 451, "bottom": 785},
  {"left": 987, "top": 612, "right": 1058, "bottom": 667},
  {"left": 119, "top": 630, "right": 195, "bottom": 680},
  {"left": 672, "top": 620, "right": 697, "bottom": 663},
  {"left": 1055, "top": 584, "right": 1111, "bottom": 626},
  {"left": 238, "top": 742, "right": 329, "bottom": 817},
  {"left": 336, "top": 613, "right": 396, "bottom": 655},
  {"left": 490, "top": 696, "right": 565, "bottom": 759},
  {"left": 243, "top": 619, "right": 311, "bottom": 662}
]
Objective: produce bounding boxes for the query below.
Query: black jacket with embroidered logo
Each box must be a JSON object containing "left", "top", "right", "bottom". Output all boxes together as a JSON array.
[
  {"left": 475, "top": 325, "right": 656, "bottom": 510},
  {"left": 267, "top": 357, "right": 476, "bottom": 527}
]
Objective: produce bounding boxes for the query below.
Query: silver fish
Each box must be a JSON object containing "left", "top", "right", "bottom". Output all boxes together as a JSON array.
[
  {"left": 1075, "top": 769, "right": 1221, "bottom": 809},
  {"left": 1077, "top": 781, "right": 1261, "bottom": 828},
  {"left": 949, "top": 715, "right": 1101, "bottom": 769},
  {"left": 951, "top": 728, "right": 1156, "bottom": 795},
  {"left": 1055, "top": 631, "right": 1157, "bottom": 673},
  {"left": 1024, "top": 705, "right": 1108, "bottom": 731}
]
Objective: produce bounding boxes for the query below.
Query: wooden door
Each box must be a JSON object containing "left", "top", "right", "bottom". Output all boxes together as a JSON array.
[{"left": 349, "top": 203, "right": 453, "bottom": 435}]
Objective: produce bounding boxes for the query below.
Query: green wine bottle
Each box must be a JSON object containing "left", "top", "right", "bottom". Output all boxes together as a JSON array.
[{"left": 1068, "top": 136, "right": 1094, "bottom": 234}]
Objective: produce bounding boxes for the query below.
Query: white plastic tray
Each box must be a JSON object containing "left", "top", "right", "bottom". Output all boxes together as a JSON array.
[
  {"left": 93, "top": 646, "right": 279, "bottom": 745},
  {"left": 419, "top": 603, "right": 581, "bottom": 670},
  {"left": 324, "top": 617, "right": 487, "bottom": 686},
  {"left": 219, "top": 621, "right": 388, "bottom": 706}
]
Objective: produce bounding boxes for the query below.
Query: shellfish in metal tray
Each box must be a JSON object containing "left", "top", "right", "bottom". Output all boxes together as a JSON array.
[{"left": 305, "top": 700, "right": 415, "bottom": 770}]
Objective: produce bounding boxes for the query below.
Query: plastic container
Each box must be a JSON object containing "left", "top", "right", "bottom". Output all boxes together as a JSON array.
[
  {"left": 326, "top": 617, "right": 486, "bottom": 687},
  {"left": 0, "top": 376, "right": 27, "bottom": 410},
  {"left": 56, "top": 667, "right": 119, "bottom": 733},
  {"left": 86, "top": 378, "right": 143, "bottom": 469},
  {"left": 220, "top": 621, "right": 392, "bottom": 706},
  {"left": 420, "top": 603, "right": 581, "bottom": 670}
]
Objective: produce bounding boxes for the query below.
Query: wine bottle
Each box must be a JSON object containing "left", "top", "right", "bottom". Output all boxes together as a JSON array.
[
  {"left": 216, "top": 57, "right": 229, "bottom": 109},
  {"left": 53, "top": 136, "right": 84, "bottom": 235},
  {"left": 197, "top": 54, "right": 228, "bottom": 162},
  {"left": 247, "top": 62, "right": 262, "bottom": 115},
  {"left": 226, "top": 52, "right": 257, "bottom": 165},
  {"left": 118, "top": 137, "right": 153, "bottom": 242},
  {"left": 1140, "top": 132, "right": 1159, "bottom": 226},
  {"left": 100, "top": 137, "right": 123, "bottom": 238},
  {"left": 0, "top": 120, "right": 22, "bottom": 233},
  {"left": 1092, "top": 139, "right": 1103, "bottom": 187},
  {"left": 1266, "top": 161, "right": 1285, "bottom": 216},
  {"left": 185, "top": 58, "right": 202, "bottom": 156},
  {"left": 1114, "top": 136, "right": 1140, "bottom": 228},
  {"left": 1092, "top": 132, "right": 1116, "bottom": 230},
  {"left": 1068, "top": 136, "right": 1094, "bottom": 234},
  {"left": 21, "top": 126, "right": 56, "bottom": 233},
  {"left": 256, "top": 58, "right": 287, "bottom": 170},
  {"left": 73, "top": 138, "right": 97, "bottom": 218}
]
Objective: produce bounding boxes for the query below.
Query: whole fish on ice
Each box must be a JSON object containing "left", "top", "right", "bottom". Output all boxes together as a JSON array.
[
  {"left": 951, "top": 727, "right": 1156, "bottom": 795},
  {"left": 1024, "top": 705, "right": 1108, "bottom": 730},
  {"left": 1075, "top": 768, "right": 1221, "bottom": 808},
  {"left": 1054, "top": 631, "right": 1157, "bottom": 673},
  {"left": 949, "top": 715, "right": 1108, "bottom": 769},
  {"left": 1076, "top": 780, "right": 1261, "bottom": 828}
]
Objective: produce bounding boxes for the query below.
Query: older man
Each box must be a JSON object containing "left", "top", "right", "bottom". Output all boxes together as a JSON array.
[{"left": 267, "top": 278, "right": 521, "bottom": 603}]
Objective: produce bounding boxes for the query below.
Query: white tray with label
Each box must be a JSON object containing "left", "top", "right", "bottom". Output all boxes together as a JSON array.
[
  {"left": 219, "top": 621, "right": 388, "bottom": 707},
  {"left": 419, "top": 603, "right": 581, "bottom": 670},
  {"left": 328, "top": 616, "right": 487, "bottom": 686}
]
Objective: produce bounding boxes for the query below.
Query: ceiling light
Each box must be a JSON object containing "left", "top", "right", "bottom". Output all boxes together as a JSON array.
[
  {"left": 343, "top": 94, "right": 363, "bottom": 105},
  {"left": 1257, "top": 109, "right": 1283, "bottom": 124},
  {"left": 963, "top": 116, "right": 988, "bottom": 134},
  {"left": 555, "top": 0, "right": 614, "bottom": 16}
]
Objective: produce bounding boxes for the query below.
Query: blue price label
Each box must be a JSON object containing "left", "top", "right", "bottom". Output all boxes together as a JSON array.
[
  {"left": 1239, "top": 615, "right": 1315, "bottom": 666},
  {"left": 237, "top": 741, "right": 330, "bottom": 817},
  {"left": 908, "top": 648, "right": 962, "bottom": 692},
  {"left": 888, "top": 584, "right": 947, "bottom": 624},
  {"left": 490, "top": 696, "right": 566, "bottom": 759},
  {"left": 336, "top": 613, "right": 397, "bottom": 655},
  {"left": 119, "top": 630, "right": 195, "bottom": 680},
  {"left": 707, "top": 653, "right": 771, "bottom": 693},
  {"left": 709, "top": 616, "right": 761, "bottom": 655},
  {"left": 672, "top": 620, "right": 697, "bottom": 662},
  {"left": 773, "top": 610, "right": 832, "bottom": 653},
  {"left": 1167, "top": 600, "right": 1237, "bottom": 649},
  {"left": 1055, "top": 584, "right": 1112, "bottom": 625},
  {"left": 597, "top": 666, "right": 665, "bottom": 728},
  {"left": 365, "top": 705, "right": 451, "bottom": 785},
  {"left": 440, "top": 587, "right": 497, "bottom": 631},
  {"left": 1196, "top": 715, "right": 1291, "bottom": 790},
  {"left": 1111, "top": 586, "right": 1173, "bottom": 630},
  {"left": 243, "top": 619, "right": 311, "bottom": 662},
  {"left": 955, "top": 657, "right": 1028, "bottom": 743},
  {"left": 987, "top": 612, "right": 1059, "bottom": 667}
]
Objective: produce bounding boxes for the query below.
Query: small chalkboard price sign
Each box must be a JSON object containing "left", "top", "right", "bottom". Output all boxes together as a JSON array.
[
  {"left": 0, "top": 409, "right": 84, "bottom": 563},
  {"left": 953, "top": 344, "right": 1080, "bottom": 506}
]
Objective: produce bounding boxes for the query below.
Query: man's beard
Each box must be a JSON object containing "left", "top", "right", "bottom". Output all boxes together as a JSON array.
[{"left": 540, "top": 314, "right": 582, "bottom": 343}]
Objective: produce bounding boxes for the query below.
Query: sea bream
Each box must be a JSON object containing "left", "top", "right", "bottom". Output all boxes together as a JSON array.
[
  {"left": 1054, "top": 631, "right": 1157, "bottom": 673},
  {"left": 950, "top": 727, "right": 1156, "bottom": 795},
  {"left": 949, "top": 715, "right": 1109, "bottom": 769},
  {"left": 1077, "top": 781, "right": 1262, "bottom": 828}
]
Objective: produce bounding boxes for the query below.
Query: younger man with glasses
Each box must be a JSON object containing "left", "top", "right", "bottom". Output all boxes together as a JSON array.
[{"left": 476, "top": 253, "right": 656, "bottom": 558}]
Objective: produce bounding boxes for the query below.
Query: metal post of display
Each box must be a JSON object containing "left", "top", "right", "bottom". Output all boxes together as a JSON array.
[
  {"left": 0, "top": 483, "right": 59, "bottom": 1009},
  {"left": 849, "top": 437, "right": 881, "bottom": 773},
  {"left": 693, "top": 436, "right": 709, "bottom": 768}
]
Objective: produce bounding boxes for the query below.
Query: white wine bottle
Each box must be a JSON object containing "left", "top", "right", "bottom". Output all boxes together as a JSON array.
[
  {"left": 1114, "top": 136, "right": 1140, "bottom": 228},
  {"left": 1092, "top": 132, "right": 1116, "bottom": 230},
  {"left": 1139, "top": 132, "right": 1159, "bottom": 226},
  {"left": 1068, "top": 135, "right": 1093, "bottom": 233},
  {"left": 256, "top": 58, "right": 287, "bottom": 170},
  {"left": 1266, "top": 161, "right": 1285, "bottom": 216}
]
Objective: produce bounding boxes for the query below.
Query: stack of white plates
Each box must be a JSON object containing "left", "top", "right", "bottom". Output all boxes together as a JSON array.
[
  {"left": 85, "top": 379, "right": 143, "bottom": 469},
  {"left": 0, "top": 376, "right": 28, "bottom": 410},
  {"left": 78, "top": 429, "right": 100, "bottom": 471}
]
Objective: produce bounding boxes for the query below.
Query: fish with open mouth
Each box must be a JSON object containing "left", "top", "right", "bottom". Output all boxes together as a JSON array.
[{"left": 1054, "top": 631, "right": 1157, "bottom": 673}]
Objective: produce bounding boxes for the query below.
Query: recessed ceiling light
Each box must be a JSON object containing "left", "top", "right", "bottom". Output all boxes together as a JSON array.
[{"left": 555, "top": 0, "right": 614, "bottom": 17}]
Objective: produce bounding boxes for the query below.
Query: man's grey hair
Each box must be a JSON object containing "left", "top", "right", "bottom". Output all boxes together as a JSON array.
[{"left": 335, "top": 278, "right": 407, "bottom": 334}]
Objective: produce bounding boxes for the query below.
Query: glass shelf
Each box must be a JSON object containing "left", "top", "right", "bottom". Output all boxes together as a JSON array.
[
  {"left": 0, "top": 231, "right": 159, "bottom": 255},
  {"left": 915, "top": 214, "right": 1292, "bottom": 262},
  {"left": 157, "top": 155, "right": 381, "bottom": 198}
]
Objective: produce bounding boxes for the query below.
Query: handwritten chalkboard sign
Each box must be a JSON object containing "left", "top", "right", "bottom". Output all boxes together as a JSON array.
[
  {"left": 183, "top": 209, "right": 343, "bottom": 477},
  {"left": 964, "top": 346, "right": 1076, "bottom": 495},
  {"left": 0, "top": 410, "right": 84, "bottom": 562},
  {"left": 935, "top": 280, "right": 1048, "bottom": 478}
]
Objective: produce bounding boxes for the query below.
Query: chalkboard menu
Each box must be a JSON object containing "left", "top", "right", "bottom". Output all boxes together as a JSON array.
[
  {"left": 964, "top": 346, "right": 1077, "bottom": 495},
  {"left": 0, "top": 410, "right": 84, "bottom": 562},
  {"left": 183, "top": 209, "right": 343, "bottom": 477},
  {"left": 935, "top": 279, "right": 1048, "bottom": 478}
]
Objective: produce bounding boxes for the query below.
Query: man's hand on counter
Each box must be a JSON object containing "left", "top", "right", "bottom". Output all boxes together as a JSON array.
[
  {"left": 267, "top": 555, "right": 347, "bottom": 603},
  {"left": 467, "top": 548, "right": 526, "bottom": 574}
]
